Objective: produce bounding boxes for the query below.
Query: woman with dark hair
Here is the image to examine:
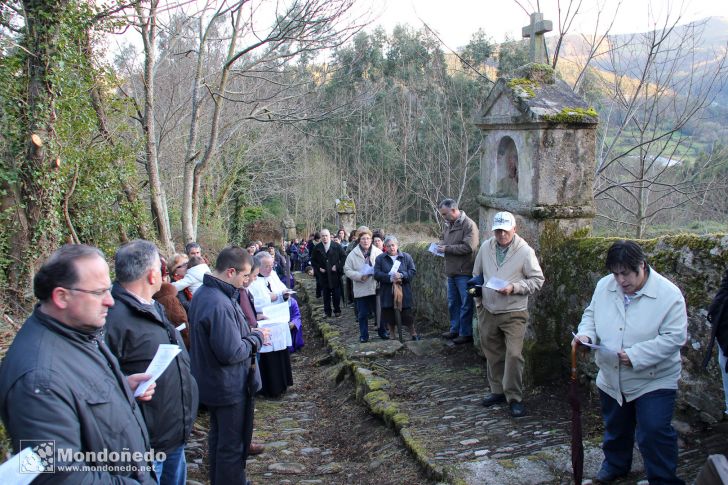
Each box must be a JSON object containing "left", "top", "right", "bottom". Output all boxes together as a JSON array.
[{"left": 573, "top": 240, "right": 687, "bottom": 484}]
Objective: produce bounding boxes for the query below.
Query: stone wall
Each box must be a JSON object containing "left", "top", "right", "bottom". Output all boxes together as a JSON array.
[
  {"left": 403, "top": 232, "right": 728, "bottom": 422},
  {"left": 402, "top": 243, "right": 449, "bottom": 334}
]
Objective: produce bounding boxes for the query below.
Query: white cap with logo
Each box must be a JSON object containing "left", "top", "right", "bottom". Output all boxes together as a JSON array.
[{"left": 492, "top": 211, "right": 516, "bottom": 231}]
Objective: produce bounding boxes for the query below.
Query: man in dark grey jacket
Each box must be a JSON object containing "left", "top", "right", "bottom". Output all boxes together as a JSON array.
[
  {"left": 189, "top": 247, "right": 269, "bottom": 485},
  {"left": 0, "top": 244, "right": 157, "bottom": 484},
  {"left": 105, "top": 240, "right": 199, "bottom": 485}
]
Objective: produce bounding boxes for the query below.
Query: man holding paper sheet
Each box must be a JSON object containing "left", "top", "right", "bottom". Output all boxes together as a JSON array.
[
  {"left": 105, "top": 240, "right": 199, "bottom": 485},
  {"left": 189, "top": 247, "right": 269, "bottom": 485},
  {"left": 437, "top": 198, "right": 479, "bottom": 345},
  {"left": 472, "top": 211, "right": 544, "bottom": 417},
  {"left": 0, "top": 244, "right": 157, "bottom": 483},
  {"left": 573, "top": 241, "right": 687, "bottom": 484}
]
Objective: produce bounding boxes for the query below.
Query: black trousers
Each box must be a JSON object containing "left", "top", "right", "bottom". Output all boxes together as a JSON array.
[
  {"left": 207, "top": 398, "right": 254, "bottom": 485},
  {"left": 322, "top": 284, "right": 342, "bottom": 315}
]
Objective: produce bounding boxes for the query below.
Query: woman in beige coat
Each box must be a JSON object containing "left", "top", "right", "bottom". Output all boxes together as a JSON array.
[{"left": 344, "top": 228, "right": 383, "bottom": 342}]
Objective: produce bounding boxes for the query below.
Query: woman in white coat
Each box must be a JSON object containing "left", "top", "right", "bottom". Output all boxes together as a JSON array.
[
  {"left": 573, "top": 240, "right": 687, "bottom": 484},
  {"left": 344, "top": 227, "right": 382, "bottom": 343}
]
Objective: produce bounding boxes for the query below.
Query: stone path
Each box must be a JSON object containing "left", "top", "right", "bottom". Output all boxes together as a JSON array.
[
  {"left": 185, "top": 291, "right": 433, "bottom": 485},
  {"left": 296, "top": 275, "right": 728, "bottom": 484}
]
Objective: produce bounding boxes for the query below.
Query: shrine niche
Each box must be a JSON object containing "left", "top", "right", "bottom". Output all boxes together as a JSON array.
[{"left": 496, "top": 136, "right": 519, "bottom": 198}]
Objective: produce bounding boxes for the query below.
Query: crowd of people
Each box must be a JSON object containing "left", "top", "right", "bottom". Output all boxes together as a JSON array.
[
  {"left": 0, "top": 238, "right": 303, "bottom": 485},
  {"left": 0, "top": 204, "right": 726, "bottom": 484}
]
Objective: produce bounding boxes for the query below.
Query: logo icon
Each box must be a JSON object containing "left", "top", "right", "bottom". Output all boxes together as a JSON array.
[{"left": 19, "top": 440, "right": 55, "bottom": 473}]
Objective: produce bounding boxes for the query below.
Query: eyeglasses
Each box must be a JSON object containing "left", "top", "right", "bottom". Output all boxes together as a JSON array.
[{"left": 63, "top": 287, "right": 113, "bottom": 297}]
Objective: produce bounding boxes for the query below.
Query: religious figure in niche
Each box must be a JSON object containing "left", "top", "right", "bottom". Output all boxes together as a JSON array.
[{"left": 497, "top": 136, "right": 518, "bottom": 198}]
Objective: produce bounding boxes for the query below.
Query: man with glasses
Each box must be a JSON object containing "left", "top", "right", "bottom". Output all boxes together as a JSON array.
[
  {"left": 0, "top": 244, "right": 157, "bottom": 483},
  {"left": 188, "top": 247, "right": 269, "bottom": 485},
  {"left": 105, "top": 240, "right": 199, "bottom": 485}
]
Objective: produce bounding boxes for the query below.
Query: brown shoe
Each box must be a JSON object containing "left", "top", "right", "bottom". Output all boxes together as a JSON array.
[{"left": 248, "top": 442, "right": 265, "bottom": 455}]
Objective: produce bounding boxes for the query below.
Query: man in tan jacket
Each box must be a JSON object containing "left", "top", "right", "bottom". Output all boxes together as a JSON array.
[{"left": 473, "top": 211, "right": 544, "bottom": 417}]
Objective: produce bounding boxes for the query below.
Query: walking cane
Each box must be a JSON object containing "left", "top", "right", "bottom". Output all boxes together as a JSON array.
[{"left": 569, "top": 344, "right": 584, "bottom": 484}]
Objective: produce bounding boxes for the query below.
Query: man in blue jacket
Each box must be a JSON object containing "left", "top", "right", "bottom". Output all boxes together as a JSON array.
[{"left": 188, "top": 247, "right": 269, "bottom": 485}]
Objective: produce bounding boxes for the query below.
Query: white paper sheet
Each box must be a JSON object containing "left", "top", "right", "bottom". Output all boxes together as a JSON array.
[
  {"left": 428, "top": 243, "right": 445, "bottom": 257},
  {"left": 260, "top": 301, "right": 290, "bottom": 325},
  {"left": 485, "top": 277, "right": 509, "bottom": 290},
  {"left": 360, "top": 264, "right": 374, "bottom": 276},
  {"left": 257, "top": 320, "right": 293, "bottom": 352},
  {"left": 572, "top": 333, "right": 619, "bottom": 355},
  {"left": 134, "top": 344, "right": 181, "bottom": 397},
  {"left": 388, "top": 260, "right": 401, "bottom": 275},
  {"left": 0, "top": 448, "right": 44, "bottom": 484},
  {"left": 176, "top": 323, "right": 186, "bottom": 332}
]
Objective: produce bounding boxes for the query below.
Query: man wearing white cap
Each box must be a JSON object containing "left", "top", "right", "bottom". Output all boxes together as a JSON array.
[{"left": 472, "top": 211, "right": 544, "bottom": 417}]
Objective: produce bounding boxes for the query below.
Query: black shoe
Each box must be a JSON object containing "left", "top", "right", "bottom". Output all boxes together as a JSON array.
[
  {"left": 441, "top": 331, "right": 458, "bottom": 339},
  {"left": 481, "top": 393, "right": 506, "bottom": 407},
  {"left": 334, "top": 311, "right": 341, "bottom": 318},
  {"left": 324, "top": 312, "right": 332, "bottom": 317},
  {"left": 412, "top": 335, "right": 421, "bottom": 341},
  {"left": 378, "top": 331, "right": 390, "bottom": 340},
  {"left": 509, "top": 401, "right": 526, "bottom": 417},
  {"left": 595, "top": 466, "right": 628, "bottom": 483},
  {"left": 452, "top": 335, "right": 473, "bottom": 345},
  {"left": 360, "top": 337, "right": 368, "bottom": 343}
]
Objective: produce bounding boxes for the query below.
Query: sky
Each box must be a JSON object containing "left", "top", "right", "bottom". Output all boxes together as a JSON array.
[{"left": 364, "top": 0, "right": 728, "bottom": 49}]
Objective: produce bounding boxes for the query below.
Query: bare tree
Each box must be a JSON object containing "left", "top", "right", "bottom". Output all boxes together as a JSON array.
[
  {"left": 132, "top": 0, "right": 176, "bottom": 254},
  {"left": 180, "top": 0, "right": 364, "bottom": 242},
  {"left": 592, "top": 15, "right": 728, "bottom": 237}
]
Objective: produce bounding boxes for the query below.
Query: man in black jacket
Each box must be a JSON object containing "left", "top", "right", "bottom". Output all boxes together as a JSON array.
[
  {"left": 0, "top": 244, "right": 157, "bottom": 484},
  {"left": 189, "top": 247, "right": 269, "bottom": 485},
  {"left": 311, "top": 228, "right": 346, "bottom": 317},
  {"left": 704, "top": 267, "right": 728, "bottom": 415},
  {"left": 105, "top": 240, "right": 199, "bottom": 485}
]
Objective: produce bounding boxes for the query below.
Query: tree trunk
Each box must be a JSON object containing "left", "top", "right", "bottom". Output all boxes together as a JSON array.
[
  {"left": 184, "top": 4, "right": 245, "bottom": 241},
  {"left": 181, "top": 15, "right": 208, "bottom": 244},
  {"left": 138, "top": 0, "right": 175, "bottom": 255},
  {"left": 9, "top": 0, "right": 69, "bottom": 297}
]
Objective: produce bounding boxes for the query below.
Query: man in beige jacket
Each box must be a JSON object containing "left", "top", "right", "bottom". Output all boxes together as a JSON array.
[{"left": 473, "top": 211, "right": 544, "bottom": 417}]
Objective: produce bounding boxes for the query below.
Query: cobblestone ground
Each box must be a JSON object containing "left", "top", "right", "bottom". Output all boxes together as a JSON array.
[
  {"left": 184, "top": 292, "right": 434, "bottom": 485},
  {"left": 295, "top": 275, "right": 728, "bottom": 485}
]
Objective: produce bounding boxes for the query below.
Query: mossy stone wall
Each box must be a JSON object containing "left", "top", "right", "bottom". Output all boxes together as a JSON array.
[
  {"left": 402, "top": 243, "right": 450, "bottom": 334},
  {"left": 404, "top": 233, "right": 728, "bottom": 422}
]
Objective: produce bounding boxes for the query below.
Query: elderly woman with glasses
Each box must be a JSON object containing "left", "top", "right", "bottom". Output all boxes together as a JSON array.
[
  {"left": 374, "top": 235, "right": 419, "bottom": 341},
  {"left": 344, "top": 227, "right": 383, "bottom": 343}
]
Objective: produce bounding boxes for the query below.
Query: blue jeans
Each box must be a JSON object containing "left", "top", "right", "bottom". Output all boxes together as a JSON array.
[
  {"left": 599, "top": 388, "right": 684, "bottom": 484},
  {"left": 153, "top": 444, "right": 187, "bottom": 485},
  {"left": 355, "top": 295, "right": 376, "bottom": 340},
  {"left": 447, "top": 275, "right": 473, "bottom": 336}
]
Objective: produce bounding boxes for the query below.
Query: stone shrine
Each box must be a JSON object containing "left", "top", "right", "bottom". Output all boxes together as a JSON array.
[{"left": 475, "top": 15, "right": 597, "bottom": 246}]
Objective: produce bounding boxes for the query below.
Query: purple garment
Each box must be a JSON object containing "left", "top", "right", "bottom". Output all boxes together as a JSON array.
[{"left": 288, "top": 298, "right": 304, "bottom": 352}]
